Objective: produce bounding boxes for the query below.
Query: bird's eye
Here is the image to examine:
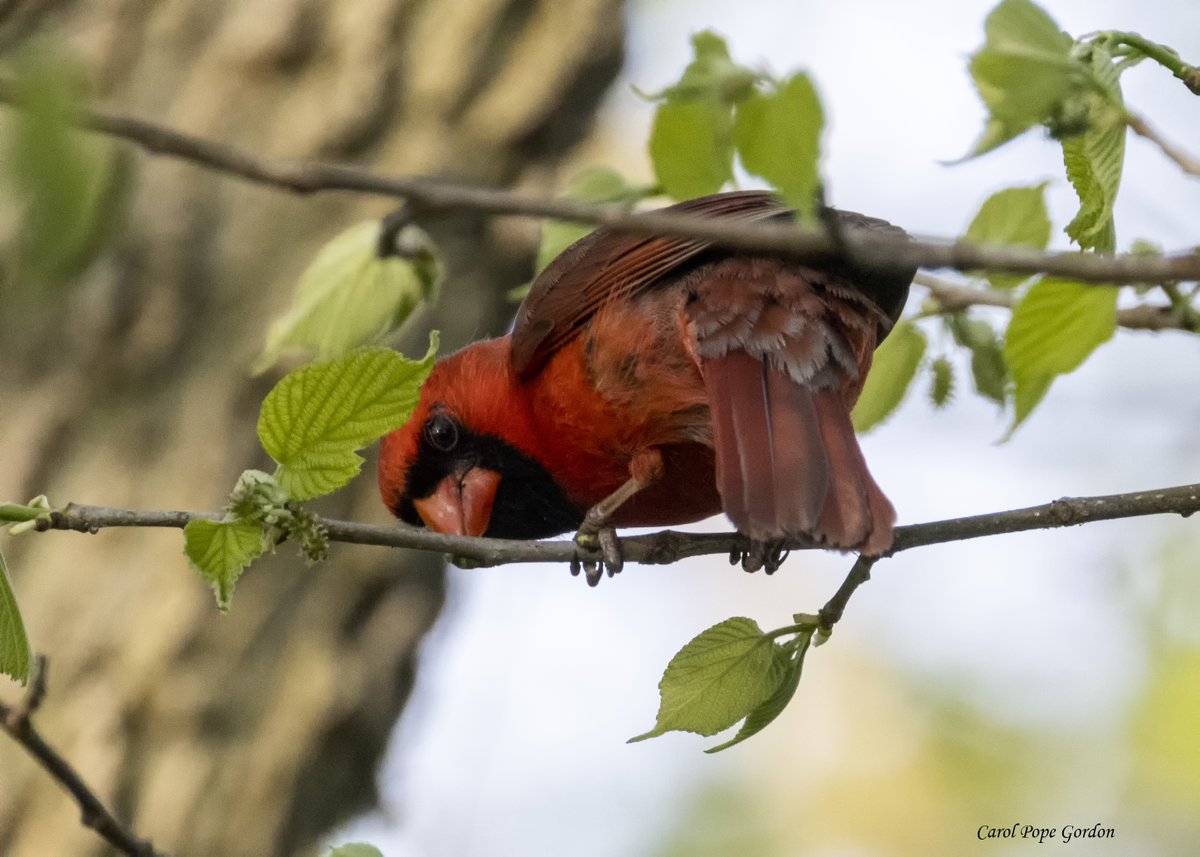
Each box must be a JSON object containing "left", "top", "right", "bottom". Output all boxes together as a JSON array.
[{"left": 424, "top": 413, "right": 460, "bottom": 452}]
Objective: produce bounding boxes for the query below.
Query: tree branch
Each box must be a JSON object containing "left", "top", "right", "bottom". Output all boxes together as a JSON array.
[
  {"left": 1126, "top": 112, "right": 1200, "bottom": 177},
  {"left": 914, "top": 271, "right": 1197, "bottom": 332},
  {"left": 1, "top": 79, "right": 1200, "bottom": 285},
  {"left": 0, "top": 659, "right": 170, "bottom": 857},
  {"left": 12, "top": 481, "right": 1198, "bottom": 568}
]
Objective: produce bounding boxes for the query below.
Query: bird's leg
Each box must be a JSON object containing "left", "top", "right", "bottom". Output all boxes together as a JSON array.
[{"left": 573, "top": 449, "right": 664, "bottom": 585}]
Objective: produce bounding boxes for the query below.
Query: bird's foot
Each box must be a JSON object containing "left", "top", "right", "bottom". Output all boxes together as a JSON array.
[
  {"left": 572, "top": 511, "right": 624, "bottom": 586},
  {"left": 731, "top": 539, "right": 791, "bottom": 574}
]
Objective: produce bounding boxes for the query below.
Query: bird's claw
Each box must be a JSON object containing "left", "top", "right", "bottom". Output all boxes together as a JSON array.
[
  {"left": 731, "top": 539, "right": 791, "bottom": 574},
  {"left": 573, "top": 522, "right": 624, "bottom": 586}
]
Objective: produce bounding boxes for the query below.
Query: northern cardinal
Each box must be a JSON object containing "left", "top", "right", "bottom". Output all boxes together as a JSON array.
[{"left": 379, "top": 191, "right": 914, "bottom": 583}]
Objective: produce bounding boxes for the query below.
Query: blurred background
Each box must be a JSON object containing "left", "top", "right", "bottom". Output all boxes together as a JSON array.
[{"left": 1, "top": 1, "right": 1198, "bottom": 856}]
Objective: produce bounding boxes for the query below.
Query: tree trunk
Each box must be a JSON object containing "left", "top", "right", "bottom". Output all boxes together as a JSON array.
[{"left": 0, "top": 2, "right": 623, "bottom": 855}]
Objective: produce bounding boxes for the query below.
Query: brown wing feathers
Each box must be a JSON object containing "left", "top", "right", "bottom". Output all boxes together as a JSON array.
[{"left": 511, "top": 191, "right": 912, "bottom": 554}]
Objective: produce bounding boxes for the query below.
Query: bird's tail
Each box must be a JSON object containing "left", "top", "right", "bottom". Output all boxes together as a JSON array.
[{"left": 702, "top": 350, "right": 894, "bottom": 555}]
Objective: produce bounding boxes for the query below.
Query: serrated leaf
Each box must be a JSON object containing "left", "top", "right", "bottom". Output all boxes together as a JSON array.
[
  {"left": 533, "top": 168, "right": 653, "bottom": 276},
  {"left": 733, "top": 73, "right": 824, "bottom": 218},
  {"left": 650, "top": 99, "right": 734, "bottom": 200},
  {"left": 706, "top": 635, "right": 811, "bottom": 753},
  {"left": 929, "top": 356, "right": 955, "bottom": 408},
  {"left": 184, "top": 519, "right": 267, "bottom": 611},
  {"left": 325, "top": 845, "right": 384, "bottom": 857},
  {"left": 0, "top": 547, "right": 33, "bottom": 685},
  {"left": 629, "top": 617, "right": 777, "bottom": 742},
  {"left": 1061, "top": 46, "right": 1125, "bottom": 253},
  {"left": 965, "top": 0, "right": 1076, "bottom": 156},
  {"left": 258, "top": 336, "right": 438, "bottom": 501},
  {"left": 852, "top": 321, "right": 927, "bottom": 432},
  {"left": 254, "top": 221, "right": 442, "bottom": 374},
  {"left": 642, "top": 31, "right": 759, "bottom": 105},
  {"left": 965, "top": 184, "right": 1051, "bottom": 289},
  {"left": 3, "top": 47, "right": 124, "bottom": 287},
  {"left": 1004, "top": 277, "right": 1117, "bottom": 429}
]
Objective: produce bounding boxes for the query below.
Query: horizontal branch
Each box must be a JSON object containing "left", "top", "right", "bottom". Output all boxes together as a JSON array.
[
  {"left": 1, "top": 79, "right": 1199, "bottom": 285},
  {"left": 22, "top": 481, "right": 1200, "bottom": 568},
  {"left": 915, "top": 272, "right": 1197, "bottom": 332},
  {"left": 0, "top": 660, "right": 168, "bottom": 857}
]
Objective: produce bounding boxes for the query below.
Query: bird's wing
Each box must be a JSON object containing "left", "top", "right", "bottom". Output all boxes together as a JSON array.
[{"left": 510, "top": 191, "right": 789, "bottom": 380}]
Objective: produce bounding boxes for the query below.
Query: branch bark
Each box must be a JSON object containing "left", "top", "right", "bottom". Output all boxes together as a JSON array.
[
  {"left": 2, "top": 79, "right": 1200, "bottom": 285},
  {"left": 914, "top": 272, "right": 1197, "bottom": 332},
  {"left": 0, "top": 661, "right": 168, "bottom": 857},
  {"left": 16, "top": 480, "right": 1199, "bottom": 568}
]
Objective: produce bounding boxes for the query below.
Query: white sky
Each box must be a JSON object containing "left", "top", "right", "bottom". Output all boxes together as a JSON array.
[{"left": 339, "top": 2, "right": 1200, "bottom": 855}]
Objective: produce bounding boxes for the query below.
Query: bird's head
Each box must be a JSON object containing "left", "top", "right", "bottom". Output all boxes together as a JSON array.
[{"left": 378, "top": 337, "right": 583, "bottom": 540}]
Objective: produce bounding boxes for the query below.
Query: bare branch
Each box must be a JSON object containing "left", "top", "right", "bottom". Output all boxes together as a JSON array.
[
  {"left": 1, "top": 79, "right": 1200, "bottom": 285},
  {"left": 20, "top": 481, "right": 1200, "bottom": 568},
  {"left": 0, "top": 660, "right": 169, "bottom": 857},
  {"left": 914, "top": 271, "right": 1194, "bottom": 332},
  {"left": 1126, "top": 112, "right": 1200, "bottom": 177}
]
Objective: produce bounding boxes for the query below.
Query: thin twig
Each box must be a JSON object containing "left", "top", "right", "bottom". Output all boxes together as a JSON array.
[
  {"left": 914, "top": 271, "right": 1193, "bottom": 332},
  {"left": 818, "top": 556, "right": 876, "bottom": 631},
  {"left": 1, "top": 79, "right": 1200, "bottom": 285},
  {"left": 1126, "top": 112, "right": 1200, "bottom": 177},
  {"left": 0, "top": 660, "right": 169, "bottom": 857},
  {"left": 15, "top": 481, "right": 1200, "bottom": 568}
]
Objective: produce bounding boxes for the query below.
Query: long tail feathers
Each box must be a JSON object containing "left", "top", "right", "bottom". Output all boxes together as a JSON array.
[{"left": 704, "top": 352, "right": 895, "bottom": 555}]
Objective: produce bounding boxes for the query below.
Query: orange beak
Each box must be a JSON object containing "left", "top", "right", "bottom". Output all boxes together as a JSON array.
[{"left": 413, "top": 468, "right": 502, "bottom": 537}]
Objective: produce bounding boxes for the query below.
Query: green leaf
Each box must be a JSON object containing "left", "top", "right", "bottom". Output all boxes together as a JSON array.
[
  {"left": 258, "top": 336, "right": 439, "bottom": 501},
  {"left": 325, "top": 845, "right": 384, "bottom": 857},
  {"left": 1061, "top": 46, "right": 1125, "bottom": 253},
  {"left": 2, "top": 47, "right": 124, "bottom": 287},
  {"left": 184, "top": 519, "right": 267, "bottom": 612},
  {"left": 965, "top": 184, "right": 1051, "bottom": 289},
  {"left": 966, "top": 0, "right": 1076, "bottom": 156},
  {"left": 533, "top": 168, "right": 653, "bottom": 276},
  {"left": 851, "top": 321, "right": 927, "bottom": 432},
  {"left": 254, "top": 221, "right": 443, "bottom": 374},
  {"left": 0, "top": 547, "right": 33, "bottom": 685},
  {"left": 1004, "top": 277, "right": 1117, "bottom": 429},
  {"left": 641, "top": 31, "right": 759, "bottom": 105},
  {"left": 948, "top": 315, "right": 1009, "bottom": 405},
  {"left": 733, "top": 73, "right": 824, "bottom": 218},
  {"left": 929, "top": 357, "right": 955, "bottom": 408},
  {"left": 650, "top": 99, "right": 734, "bottom": 200},
  {"left": 629, "top": 617, "right": 778, "bottom": 742},
  {"left": 706, "top": 634, "right": 811, "bottom": 753}
]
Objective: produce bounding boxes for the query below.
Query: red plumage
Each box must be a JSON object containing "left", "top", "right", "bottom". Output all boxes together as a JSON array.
[{"left": 378, "top": 191, "right": 913, "bottom": 573}]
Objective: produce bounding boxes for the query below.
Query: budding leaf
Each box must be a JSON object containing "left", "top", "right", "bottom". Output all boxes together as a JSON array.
[
  {"left": 643, "top": 31, "right": 758, "bottom": 104},
  {"left": 255, "top": 221, "right": 442, "bottom": 374},
  {"left": 852, "top": 321, "right": 927, "bottom": 432},
  {"left": 0, "top": 547, "right": 32, "bottom": 685},
  {"left": 734, "top": 72, "right": 824, "bottom": 218},
  {"left": 258, "top": 336, "right": 438, "bottom": 501},
  {"left": 1061, "top": 45, "right": 1125, "bottom": 253},
  {"left": 1004, "top": 277, "right": 1117, "bottom": 430},
  {"left": 965, "top": 184, "right": 1051, "bottom": 289},
  {"left": 706, "top": 635, "right": 810, "bottom": 753},
  {"left": 966, "top": 0, "right": 1076, "bottom": 156},
  {"left": 929, "top": 356, "right": 955, "bottom": 408},
  {"left": 650, "top": 99, "right": 734, "bottom": 200},
  {"left": 629, "top": 617, "right": 778, "bottom": 742},
  {"left": 948, "top": 315, "right": 1009, "bottom": 405},
  {"left": 184, "top": 519, "right": 267, "bottom": 612},
  {"left": 3, "top": 47, "right": 126, "bottom": 287}
]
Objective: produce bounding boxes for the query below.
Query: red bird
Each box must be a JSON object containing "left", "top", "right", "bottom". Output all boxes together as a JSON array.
[{"left": 379, "top": 191, "right": 914, "bottom": 583}]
